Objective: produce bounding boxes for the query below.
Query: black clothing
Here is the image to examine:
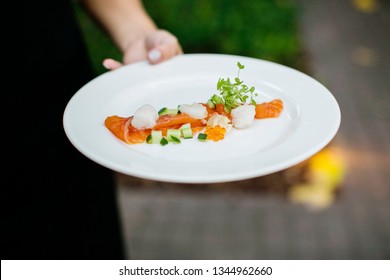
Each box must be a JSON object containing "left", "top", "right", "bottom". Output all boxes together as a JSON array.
[{"left": 2, "top": 1, "right": 125, "bottom": 259}]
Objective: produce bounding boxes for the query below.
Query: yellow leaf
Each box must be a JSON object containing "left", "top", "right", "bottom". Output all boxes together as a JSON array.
[
  {"left": 308, "top": 147, "right": 347, "bottom": 186},
  {"left": 288, "top": 183, "right": 335, "bottom": 211}
]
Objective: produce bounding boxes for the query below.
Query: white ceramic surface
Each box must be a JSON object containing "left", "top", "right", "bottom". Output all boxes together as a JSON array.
[{"left": 63, "top": 53, "right": 341, "bottom": 183}]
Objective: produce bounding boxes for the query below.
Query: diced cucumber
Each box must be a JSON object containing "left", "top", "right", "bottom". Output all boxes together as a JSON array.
[
  {"left": 180, "top": 123, "right": 191, "bottom": 130},
  {"left": 198, "top": 133, "right": 207, "bottom": 142},
  {"left": 146, "top": 134, "right": 152, "bottom": 144},
  {"left": 159, "top": 107, "right": 179, "bottom": 116},
  {"left": 158, "top": 107, "right": 168, "bottom": 115},
  {"left": 151, "top": 130, "right": 162, "bottom": 144},
  {"left": 166, "top": 129, "right": 181, "bottom": 142},
  {"left": 181, "top": 127, "right": 193, "bottom": 139},
  {"left": 179, "top": 123, "right": 192, "bottom": 139},
  {"left": 207, "top": 99, "right": 215, "bottom": 109},
  {"left": 166, "top": 108, "right": 179, "bottom": 116}
]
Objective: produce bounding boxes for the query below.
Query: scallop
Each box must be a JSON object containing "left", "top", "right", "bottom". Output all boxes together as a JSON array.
[
  {"left": 131, "top": 104, "right": 159, "bottom": 129},
  {"left": 179, "top": 103, "right": 208, "bottom": 119},
  {"left": 231, "top": 104, "right": 256, "bottom": 129}
]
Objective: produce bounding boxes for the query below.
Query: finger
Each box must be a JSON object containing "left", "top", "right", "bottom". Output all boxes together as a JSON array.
[
  {"left": 123, "top": 40, "right": 148, "bottom": 65},
  {"left": 145, "top": 30, "right": 183, "bottom": 64},
  {"left": 147, "top": 44, "right": 182, "bottom": 64},
  {"left": 102, "top": 58, "right": 123, "bottom": 71}
]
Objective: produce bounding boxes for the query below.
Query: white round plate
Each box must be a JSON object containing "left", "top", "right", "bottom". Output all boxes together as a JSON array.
[{"left": 63, "top": 53, "right": 340, "bottom": 183}]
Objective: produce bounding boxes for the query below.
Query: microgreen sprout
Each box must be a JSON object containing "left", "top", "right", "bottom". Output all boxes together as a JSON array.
[
  {"left": 237, "top": 61, "right": 244, "bottom": 77},
  {"left": 209, "top": 61, "right": 259, "bottom": 110}
]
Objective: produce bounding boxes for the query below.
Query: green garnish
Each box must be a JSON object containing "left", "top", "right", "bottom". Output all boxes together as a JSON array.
[
  {"left": 170, "top": 135, "right": 181, "bottom": 144},
  {"left": 224, "top": 105, "right": 231, "bottom": 114},
  {"left": 146, "top": 134, "right": 152, "bottom": 144},
  {"left": 209, "top": 61, "right": 258, "bottom": 110},
  {"left": 160, "top": 137, "right": 168, "bottom": 146},
  {"left": 198, "top": 133, "right": 207, "bottom": 141}
]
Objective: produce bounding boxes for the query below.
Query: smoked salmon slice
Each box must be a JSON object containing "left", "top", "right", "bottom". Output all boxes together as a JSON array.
[
  {"left": 255, "top": 99, "right": 284, "bottom": 119},
  {"left": 104, "top": 115, "right": 151, "bottom": 144},
  {"left": 104, "top": 115, "right": 129, "bottom": 142},
  {"left": 153, "top": 113, "right": 203, "bottom": 130},
  {"left": 104, "top": 113, "right": 206, "bottom": 144}
]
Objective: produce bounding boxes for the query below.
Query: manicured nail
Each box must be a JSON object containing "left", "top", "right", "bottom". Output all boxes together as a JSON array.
[
  {"left": 148, "top": 50, "right": 161, "bottom": 62},
  {"left": 102, "top": 60, "right": 111, "bottom": 69}
]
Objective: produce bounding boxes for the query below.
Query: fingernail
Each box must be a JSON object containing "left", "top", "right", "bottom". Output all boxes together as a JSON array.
[
  {"left": 102, "top": 60, "right": 111, "bottom": 69},
  {"left": 148, "top": 50, "right": 161, "bottom": 62}
]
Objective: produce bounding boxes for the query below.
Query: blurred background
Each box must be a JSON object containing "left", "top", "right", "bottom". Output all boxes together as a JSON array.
[{"left": 74, "top": 0, "right": 389, "bottom": 259}]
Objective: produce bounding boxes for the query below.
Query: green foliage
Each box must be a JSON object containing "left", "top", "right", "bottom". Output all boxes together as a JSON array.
[
  {"left": 74, "top": 0, "right": 303, "bottom": 75},
  {"left": 73, "top": 3, "right": 122, "bottom": 75},
  {"left": 143, "top": 0, "right": 303, "bottom": 67}
]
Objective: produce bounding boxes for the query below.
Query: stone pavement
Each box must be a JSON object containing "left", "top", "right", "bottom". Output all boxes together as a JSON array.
[{"left": 116, "top": 0, "right": 390, "bottom": 259}]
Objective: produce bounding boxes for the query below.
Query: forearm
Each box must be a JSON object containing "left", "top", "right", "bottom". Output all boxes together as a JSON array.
[{"left": 82, "top": 0, "right": 157, "bottom": 53}]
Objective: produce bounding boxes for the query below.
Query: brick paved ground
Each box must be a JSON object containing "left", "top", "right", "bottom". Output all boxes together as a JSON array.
[{"left": 116, "top": 0, "right": 390, "bottom": 259}]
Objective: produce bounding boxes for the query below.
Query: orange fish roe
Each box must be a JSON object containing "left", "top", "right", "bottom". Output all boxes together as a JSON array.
[{"left": 204, "top": 125, "right": 226, "bottom": 142}]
